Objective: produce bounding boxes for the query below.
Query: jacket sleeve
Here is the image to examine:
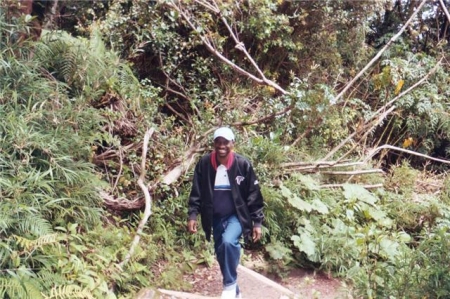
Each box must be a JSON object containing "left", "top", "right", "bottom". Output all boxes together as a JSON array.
[
  {"left": 188, "top": 160, "right": 202, "bottom": 220},
  {"left": 244, "top": 161, "right": 265, "bottom": 227}
]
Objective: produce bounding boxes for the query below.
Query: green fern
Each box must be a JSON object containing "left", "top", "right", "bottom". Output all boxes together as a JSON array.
[
  {"left": 43, "top": 285, "right": 95, "bottom": 299},
  {"left": 0, "top": 274, "right": 44, "bottom": 299},
  {"left": 12, "top": 234, "right": 59, "bottom": 252}
]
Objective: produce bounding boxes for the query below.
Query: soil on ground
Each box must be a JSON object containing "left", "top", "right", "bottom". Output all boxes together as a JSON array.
[{"left": 178, "top": 251, "right": 351, "bottom": 299}]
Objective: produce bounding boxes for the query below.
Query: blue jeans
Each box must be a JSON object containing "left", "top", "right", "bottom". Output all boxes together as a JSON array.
[{"left": 212, "top": 214, "right": 242, "bottom": 288}]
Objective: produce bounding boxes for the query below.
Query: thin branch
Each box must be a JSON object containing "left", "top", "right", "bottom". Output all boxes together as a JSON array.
[
  {"left": 166, "top": 0, "right": 286, "bottom": 95},
  {"left": 439, "top": 0, "right": 450, "bottom": 23},
  {"left": 333, "top": 0, "right": 428, "bottom": 103},
  {"left": 319, "top": 169, "right": 384, "bottom": 175},
  {"left": 291, "top": 117, "right": 322, "bottom": 147},
  {"left": 161, "top": 146, "right": 199, "bottom": 186},
  {"left": 324, "top": 56, "right": 442, "bottom": 162},
  {"left": 218, "top": 9, "right": 285, "bottom": 93},
  {"left": 371, "top": 57, "right": 442, "bottom": 119},
  {"left": 281, "top": 160, "right": 358, "bottom": 168},
  {"left": 321, "top": 131, "right": 359, "bottom": 162},
  {"left": 112, "top": 147, "right": 124, "bottom": 192},
  {"left": 118, "top": 128, "right": 155, "bottom": 270},
  {"left": 321, "top": 184, "right": 383, "bottom": 189},
  {"left": 363, "top": 144, "right": 450, "bottom": 165},
  {"left": 232, "top": 104, "right": 293, "bottom": 126},
  {"left": 194, "top": 0, "right": 220, "bottom": 13}
]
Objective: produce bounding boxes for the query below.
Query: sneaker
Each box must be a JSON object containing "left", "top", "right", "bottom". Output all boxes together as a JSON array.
[
  {"left": 221, "top": 285, "right": 241, "bottom": 299},
  {"left": 220, "top": 288, "right": 236, "bottom": 299}
]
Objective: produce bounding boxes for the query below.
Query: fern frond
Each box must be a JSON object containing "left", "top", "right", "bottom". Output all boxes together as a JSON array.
[
  {"left": 16, "top": 214, "right": 53, "bottom": 237},
  {"left": 36, "top": 271, "right": 65, "bottom": 290},
  {"left": 0, "top": 277, "right": 26, "bottom": 298},
  {"left": 0, "top": 275, "right": 44, "bottom": 299},
  {"left": 12, "top": 234, "right": 59, "bottom": 252},
  {"left": 43, "top": 285, "right": 95, "bottom": 299}
]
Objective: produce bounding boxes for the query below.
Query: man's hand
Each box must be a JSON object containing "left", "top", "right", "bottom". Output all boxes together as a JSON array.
[
  {"left": 252, "top": 226, "right": 262, "bottom": 242},
  {"left": 187, "top": 219, "right": 197, "bottom": 233}
]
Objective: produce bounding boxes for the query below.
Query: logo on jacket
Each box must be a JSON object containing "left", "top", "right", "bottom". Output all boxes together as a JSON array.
[{"left": 236, "top": 176, "right": 245, "bottom": 185}]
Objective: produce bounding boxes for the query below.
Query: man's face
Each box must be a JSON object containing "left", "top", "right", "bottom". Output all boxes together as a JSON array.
[{"left": 214, "top": 137, "right": 234, "bottom": 158}]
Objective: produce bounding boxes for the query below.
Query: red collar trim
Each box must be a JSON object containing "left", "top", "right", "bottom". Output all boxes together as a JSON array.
[{"left": 211, "top": 151, "right": 234, "bottom": 170}]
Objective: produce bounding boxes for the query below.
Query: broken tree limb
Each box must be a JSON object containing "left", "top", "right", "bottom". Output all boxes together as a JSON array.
[
  {"left": 118, "top": 128, "right": 155, "bottom": 270},
  {"left": 369, "top": 56, "right": 443, "bottom": 123},
  {"left": 319, "top": 169, "right": 384, "bottom": 175},
  {"left": 439, "top": 0, "right": 450, "bottom": 23},
  {"left": 363, "top": 144, "right": 450, "bottom": 165},
  {"left": 165, "top": 0, "right": 286, "bottom": 95},
  {"left": 324, "top": 56, "right": 442, "bottom": 162},
  {"left": 333, "top": 0, "right": 428, "bottom": 104},
  {"left": 321, "top": 183, "right": 383, "bottom": 189},
  {"left": 161, "top": 147, "right": 199, "bottom": 186},
  {"left": 281, "top": 160, "right": 358, "bottom": 168}
]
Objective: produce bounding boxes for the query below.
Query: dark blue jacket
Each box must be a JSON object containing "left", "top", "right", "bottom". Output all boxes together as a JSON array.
[{"left": 188, "top": 153, "right": 264, "bottom": 241}]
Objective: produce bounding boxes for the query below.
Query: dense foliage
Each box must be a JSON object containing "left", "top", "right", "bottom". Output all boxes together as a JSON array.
[{"left": 2, "top": 0, "right": 450, "bottom": 298}]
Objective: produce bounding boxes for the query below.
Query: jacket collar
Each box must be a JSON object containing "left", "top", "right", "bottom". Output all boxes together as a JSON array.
[{"left": 210, "top": 151, "right": 234, "bottom": 170}]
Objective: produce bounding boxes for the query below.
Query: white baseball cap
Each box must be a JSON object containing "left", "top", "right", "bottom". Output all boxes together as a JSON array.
[{"left": 213, "top": 127, "right": 235, "bottom": 141}]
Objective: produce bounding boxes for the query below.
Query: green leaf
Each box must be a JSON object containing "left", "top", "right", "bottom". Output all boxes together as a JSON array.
[
  {"left": 280, "top": 185, "right": 293, "bottom": 198},
  {"left": 291, "top": 234, "right": 316, "bottom": 257},
  {"left": 342, "top": 184, "right": 377, "bottom": 205},
  {"left": 379, "top": 238, "right": 400, "bottom": 260},
  {"left": 397, "top": 231, "right": 411, "bottom": 243},
  {"left": 288, "top": 195, "right": 313, "bottom": 212},
  {"left": 265, "top": 241, "right": 292, "bottom": 260},
  {"left": 311, "top": 199, "right": 329, "bottom": 214},
  {"left": 280, "top": 185, "right": 312, "bottom": 211},
  {"left": 297, "top": 174, "right": 320, "bottom": 191},
  {"left": 366, "top": 206, "right": 387, "bottom": 221}
]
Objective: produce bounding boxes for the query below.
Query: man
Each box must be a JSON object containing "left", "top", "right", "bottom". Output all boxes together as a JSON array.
[{"left": 187, "top": 127, "right": 265, "bottom": 299}]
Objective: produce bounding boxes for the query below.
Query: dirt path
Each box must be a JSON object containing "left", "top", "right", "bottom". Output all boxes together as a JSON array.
[{"left": 166, "top": 259, "right": 348, "bottom": 299}]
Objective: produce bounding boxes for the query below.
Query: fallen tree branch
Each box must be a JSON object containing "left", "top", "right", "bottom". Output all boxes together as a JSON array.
[
  {"left": 281, "top": 160, "right": 357, "bottom": 168},
  {"left": 100, "top": 191, "right": 144, "bottom": 211},
  {"left": 333, "top": 0, "right": 428, "bottom": 103},
  {"left": 118, "top": 128, "right": 155, "bottom": 270},
  {"left": 321, "top": 183, "right": 383, "bottom": 189},
  {"left": 319, "top": 169, "right": 384, "bottom": 175},
  {"left": 232, "top": 104, "right": 293, "bottom": 126},
  {"left": 363, "top": 144, "right": 450, "bottom": 165},
  {"left": 160, "top": 146, "right": 200, "bottom": 186},
  {"left": 439, "top": 0, "right": 450, "bottom": 24},
  {"left": 164, "top": 0, "right": 287, "bottom": 96},
  {"left": 324, "top": 56, "right": 442, "bottom": 162}
]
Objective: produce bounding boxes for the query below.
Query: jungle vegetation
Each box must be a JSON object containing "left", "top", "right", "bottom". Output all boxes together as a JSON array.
[{"left": 1, "top": 0, "right": 450, "bottom": 298}]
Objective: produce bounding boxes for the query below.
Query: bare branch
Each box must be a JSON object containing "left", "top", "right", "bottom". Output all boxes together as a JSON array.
[
  {"left": 165, "top": 0, "right": 286, "bottom": 95},
  {"left": 319, "top": 169, "right": 384, "bottom": 175},
  {"left": 282, "top": 160, "right": 360, "bottom": 168},
  {"left": 118, "top": 128, "right": 155, "bottom": 270},
  {"left": 216, "top": 6, "right": 285, "bottom": 94},
  {"left": 324, "top": 56, "right": 442, "bottom": 161},
  {"left": 161, "top": 146, "right": 199, "bottom": 186},
  {"left": 194, "top": 0, "right": 220, "bottom": 14},
  {"left": 232, "top": 104, "right": 293, "bottom": 126},
  {"left": 439, "top": 0, "right": 450, "bottom": 23},
  {"left": 363, "top": 144, "right": 450, "bottom": 165},
  {"left": 100, "top": 190, "right": 144, "bottom": 211},
  {"left": 321, "top": 184, "right": 383, "bottom": 189},
  {"left": 333, "top": 0, "right": 428, "bottom": 103},
  {"left": 112, "top": 148, "right": 124, "bottom": 192},
  {"left": 371, "top": 57, "right": 443, "bottom": 119}
]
